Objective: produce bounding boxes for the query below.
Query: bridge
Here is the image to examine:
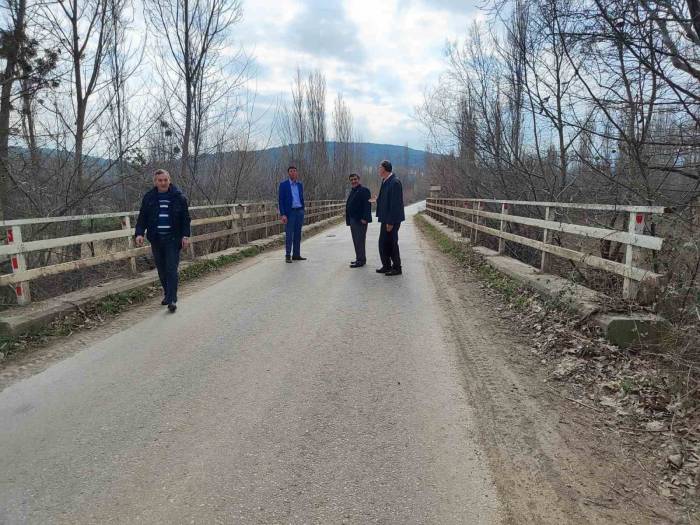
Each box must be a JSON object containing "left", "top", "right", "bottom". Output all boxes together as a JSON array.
[{"left": 0, "top": 202, "right": 681, "bottom": 523}]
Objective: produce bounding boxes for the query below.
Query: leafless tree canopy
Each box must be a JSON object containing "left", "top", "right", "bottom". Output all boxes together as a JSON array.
[{"left": 419, "top": 0, "right": 700, "bottom": 344}]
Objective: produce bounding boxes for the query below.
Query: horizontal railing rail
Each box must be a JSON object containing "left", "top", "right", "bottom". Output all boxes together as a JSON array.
[
  {"left": 426, "top": 197, "right": 668, "bottom": 302},
  {"left": 2, "top": 200, "right": 345, "bottom": 304},
  {"left": 0, "top": 200, "right": 344, "bottom": 227}
]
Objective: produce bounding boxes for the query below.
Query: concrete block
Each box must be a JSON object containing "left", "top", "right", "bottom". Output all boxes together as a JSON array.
[
  {"left": 0, "top": 272, "right": 161, "bottom": 336},
  {"left": 592, "top": 313, "right": 670, "bottom": 348},
  {"left": 481, "top": 254, "right": 603, "bottom": 318}
]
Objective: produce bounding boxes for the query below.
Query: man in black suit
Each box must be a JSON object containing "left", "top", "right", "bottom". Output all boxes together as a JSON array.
[
  {"left": 346, "top": 173, "right": 372, "bottom": 268},
  {"left": 375, "top": 160, "right": 405, "bottom": 276}
]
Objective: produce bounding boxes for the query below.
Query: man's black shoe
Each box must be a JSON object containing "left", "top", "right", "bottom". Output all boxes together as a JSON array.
[
  {"left": 168, "top": 303, "right": 177, "bottom": 313},
  {"left": 286, "top": 256, "right": 292, "bottom": 263},
  {"left": 350, "top": 262, "right": 365, "bottom": 268},
  {"left": 161, "top": 299, "right": 168, "bottom": 306},
  {"left": 385, "top": 268, "right": 402, "bottom": 276},
  {"left": 292, "top": 256, "right": 307, "bottom": 261},
  {"left": 376, "top": 267, "right": 390, "bottom": 273}
]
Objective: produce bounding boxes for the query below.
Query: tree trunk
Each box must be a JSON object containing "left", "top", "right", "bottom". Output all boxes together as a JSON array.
[{"left": 0, "top": 0, "right": 27, "bottom": 220}]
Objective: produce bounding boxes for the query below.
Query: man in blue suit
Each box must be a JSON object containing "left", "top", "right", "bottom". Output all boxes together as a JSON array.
[{"left": 278, "top": 165, "right": 307, "bottom": 263}]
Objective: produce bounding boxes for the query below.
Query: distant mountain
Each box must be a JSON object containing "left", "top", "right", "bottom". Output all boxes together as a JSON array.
[
  {"left": 255, "top": 142, "right": 427, "bottom": 170},
  {"left": 8, "top": 141, "right": 429, "bottom": 176}
]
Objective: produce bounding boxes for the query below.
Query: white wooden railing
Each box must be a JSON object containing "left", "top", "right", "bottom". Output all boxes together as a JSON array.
[
  {"left": 1, "top": 200, "right": 344, "bottom": 305},
  {"left": 426, "top": 197, "right": 668, "bottom": 301}
]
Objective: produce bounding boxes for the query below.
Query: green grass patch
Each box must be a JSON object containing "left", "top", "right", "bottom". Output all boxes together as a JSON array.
[{"left": 180, "top": 246, "right": 260, "bottom": 281}]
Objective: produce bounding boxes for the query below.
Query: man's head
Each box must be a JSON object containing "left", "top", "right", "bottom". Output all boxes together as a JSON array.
[
  {"left": 153, "top": 169, "right": 171, "bottom": 192},
  {"left": 349, "top": 173, "right": 360, "bottom": 188},
  {"left": 288, "top": 165, "right": 299, "bottom": 182},
  {"left": 378, "top": 160, "right": 392, "bottom": 180}
]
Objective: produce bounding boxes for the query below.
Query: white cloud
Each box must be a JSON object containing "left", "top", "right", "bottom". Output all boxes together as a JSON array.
[{"left": 237, "top": 0, "right": 483, "bottom": 149}]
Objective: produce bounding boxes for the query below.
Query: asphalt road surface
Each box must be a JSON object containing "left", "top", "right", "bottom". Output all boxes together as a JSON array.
[{"left": 0, "top": 203, "right": 505, "bottom": 524}]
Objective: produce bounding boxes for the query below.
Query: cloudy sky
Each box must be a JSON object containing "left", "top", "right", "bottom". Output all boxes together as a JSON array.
[{"left": 235, "top": 0, "right": 483, "bottom": 149}]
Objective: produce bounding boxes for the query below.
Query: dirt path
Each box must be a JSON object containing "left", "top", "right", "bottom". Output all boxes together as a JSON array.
[{"left": 419, "top": 220, "right": 685, "bottom": 524}]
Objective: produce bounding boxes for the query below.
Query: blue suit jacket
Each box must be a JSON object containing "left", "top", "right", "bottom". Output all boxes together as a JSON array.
[{"left": 278, "top": 179, "right": 305, "bottom": 216}]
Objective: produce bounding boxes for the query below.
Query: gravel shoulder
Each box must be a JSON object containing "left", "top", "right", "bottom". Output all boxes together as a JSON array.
[{"left": 417, "top": 217, "right": 687, "bottom": 524}]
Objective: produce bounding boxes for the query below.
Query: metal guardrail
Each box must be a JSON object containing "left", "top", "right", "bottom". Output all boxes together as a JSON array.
[
  {"left": 426, "top": 197, "right": 667, "bottom": 301},
  {"left": 2, "top": 200, "right": 345, "bottom": 305}
]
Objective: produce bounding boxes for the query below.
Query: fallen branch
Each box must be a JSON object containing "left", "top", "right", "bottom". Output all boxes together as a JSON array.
[{"left": 543, "top": 387, "right": 604, "bottom": 413}]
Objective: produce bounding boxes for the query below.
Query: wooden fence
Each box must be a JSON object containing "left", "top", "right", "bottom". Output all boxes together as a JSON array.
[
  {"left": 426, "top": 197, "right": 669, "bottom": 301},
  {"left": 1, "top": 200, "right": 344, "bottom": 305}
]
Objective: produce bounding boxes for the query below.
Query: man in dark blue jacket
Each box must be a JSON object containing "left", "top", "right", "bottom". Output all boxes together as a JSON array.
[
  {"left": 278, "top": 165, "right": 306, "bottom": 263},
  {"left": 135, "top": 169, "right": 191, "bottom": 312},
  {"left": 346, "top": 173, "right": 372, "bottom": 268},
  {"left": 375, "top": 160, "right": 405, "bottom": 276}
]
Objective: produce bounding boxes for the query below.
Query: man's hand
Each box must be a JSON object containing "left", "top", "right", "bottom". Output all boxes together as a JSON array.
[
  {"left": 281, "top": 215, "right": 288, "bottom": 225},
  {"left": 369, "top": 196, "right": 377, "bottom": 204},
  {"left": 386, "top": 224, "right": 394, "bottom": 232},
  {"left": 182, "top": 236, "right": 190, "bottom": 250},
  {"left": 135, "top": 235, "right": 144, "bottom": 247},
  {"left": 361, "top": 220, "right": 368, "bottom": 225}
]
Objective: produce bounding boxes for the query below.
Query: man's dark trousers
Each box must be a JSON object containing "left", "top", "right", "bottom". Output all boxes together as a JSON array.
[
  {"left": 379, "top": 223, "right": 401, "bottom": 270},
  {"left": 151, "top": 234, "right": 181, "bottom": 304},
  {"left": 285, "top": 208, "right": 304, "bottom": 257},
  {"left": 349, "top": 218, "right": 368, "bottom": 264}
]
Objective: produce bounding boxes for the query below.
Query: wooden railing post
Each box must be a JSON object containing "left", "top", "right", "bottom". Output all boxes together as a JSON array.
[
  {"left": 472, "top": 201, "right": 482, "bottom": 245},
  {"left": 241, "top": 204, "right": 249, "bottom": 244},
  {"left": 623, "top": 211, "right": 645, "bottom": 301},
  {"left": 262, "top": 202, "right": 269, "bottom": 238},
  {"left": 187, "top": 231, "right": 196, "bottom": 259},
  {"left": 121, "top": 215, "right": 137, "bottom": 274},
  {"left": 228, "top": 205, "right": 236, "bottom": 243},
  {"left": 540, "top": 206, "right": 551, "bottom": 272},
  {"left": 469, "top": 202, "right": 475, "bottom": 243},
  {"left": 236, "top": 204, "right": 246, "bottom": 245},
  {"left": 7, "top": 226, "right": 31, "bottom": 305},
  {"left": 461, "top": 201, "right": 469, "bottom": 238},
  {"left": 498, "top": 203, "right": 509, "bottom": 254}
]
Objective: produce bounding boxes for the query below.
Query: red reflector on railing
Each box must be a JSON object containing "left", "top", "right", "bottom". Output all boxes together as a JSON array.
[
  {"left": 636, "top": 213, "right": 644, "bottom": 224},
  {"left": 15, "top": 286, "right": 22, "bottom": 297},
  {"left": 11, "top": 257, "right": 18, "bottom": 270},
  {"left": 7, "top": 229, "right": 13, "bottom": 243}
]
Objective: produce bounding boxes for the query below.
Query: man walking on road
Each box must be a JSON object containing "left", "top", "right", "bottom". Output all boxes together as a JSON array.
[
  {"left": 376, "top": 160, "right": 405, "bottom": 276},
  {"left": 346, "top": 173, "right": 372, "bottom": 268},
  {"left": 135, "top": 169, "right": 191, "bottom": 313},
  {"left": 279, "top": 165, "right": 307, "bottom": 263}
]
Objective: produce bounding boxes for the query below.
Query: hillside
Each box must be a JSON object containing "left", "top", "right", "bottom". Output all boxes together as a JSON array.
[{"left": 254, "top": 142, "right": 427, "bottom": 170}]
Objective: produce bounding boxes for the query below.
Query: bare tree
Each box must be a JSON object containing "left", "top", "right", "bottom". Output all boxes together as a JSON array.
[
  {"left": 305, "top": 69, "right": 329, "bottom": 198},
  {"left": 145, "top": 0, "right": 244, "bottom": 194},
  {"left": 41, "top": 0, "right": 118, "bottom": 212},
  {"left": 0, "top": 0, "right": 57, "bottom": 219},
  {"left": 332, "top": 93, "right": 355, "bottom": 196}
]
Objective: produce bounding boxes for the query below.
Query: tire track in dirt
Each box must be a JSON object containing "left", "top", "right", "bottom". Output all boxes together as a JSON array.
[{"left": 418, "top": 224, "right": 681, "bottom": 525}]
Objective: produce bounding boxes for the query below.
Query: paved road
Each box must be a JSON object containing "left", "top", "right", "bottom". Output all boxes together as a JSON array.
[{"left": 0, "top": 203, "right": 503, "bottom": 524}]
